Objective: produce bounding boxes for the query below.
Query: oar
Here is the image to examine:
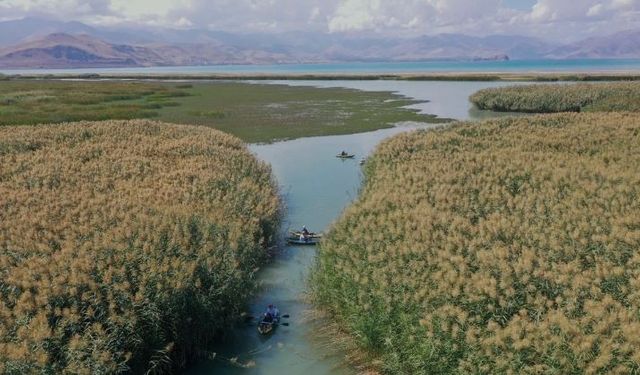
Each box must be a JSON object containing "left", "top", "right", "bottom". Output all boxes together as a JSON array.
[
  {"left": 245, "top": 313, "right": 290, "bottom": 321},
  {"left": 276, "top": 314, "right": 290, "bottom": 326}
]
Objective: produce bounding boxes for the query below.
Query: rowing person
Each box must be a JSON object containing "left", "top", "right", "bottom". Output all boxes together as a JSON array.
[{"left": 264, "top": 304, "right": 280, "bottom": 322}]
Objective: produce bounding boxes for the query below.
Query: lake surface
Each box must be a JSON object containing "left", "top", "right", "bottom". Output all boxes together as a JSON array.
[{"left": 3, "top": 59, "right": 640, "bottom": 75}]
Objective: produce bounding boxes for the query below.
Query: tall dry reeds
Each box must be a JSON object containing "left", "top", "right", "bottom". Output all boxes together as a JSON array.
[
  {"left": 0, "top": 120, "right": 280, "bottom": 373},
  {"left": 312, "top": 113, "right": 640, "bottom": 374},
  {"left": 470, "top": 82, "right": 640, "bottom": 113}
]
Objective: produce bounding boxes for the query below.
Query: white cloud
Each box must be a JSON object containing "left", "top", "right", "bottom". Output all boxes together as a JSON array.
[
  {"left": 0, "top": 0, "right": 113, "bottom": 20},
  {"left": 327, "top": 0, "right": 506, "bottom": 34},
  {"left": 587, "top": 3, "right": 604, "bottom": 16},
  {"left": 0, "top": 0, "right": 638, "bottom": 40},
  {"left": 165, "top": 0, "right": 338, "bottom": 32},
  {"left": 612, "top": 0, "right": 637, "bottom": 8},
  {"left": 529, "top": 2, "right": 551, "bottom": 21},
  {"left": 329, "top": 0, "right": 386, "bottom": 32},
  {"left": 502, "top": 0, "right": 640, "bottom": 41},
  {"left": 309, "top": 6, "right": 321, "bottom": 21},
  {"left": 109, "top": 0, "right": 179, "bottom": 17}
]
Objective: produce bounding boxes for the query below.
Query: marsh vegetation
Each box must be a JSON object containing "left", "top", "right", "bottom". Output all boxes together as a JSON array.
[
  {"left": 312, "top": 113, "right": 640, "bottom": 374},
  {"left": 470, "top": 82, "right": 640, "bottom": 113},
  {"left": 0, "top": 80, "right": 436, "bottom": 143},
  {"left": 0, "top": 120, "right": 280, "bottom": 373},
  {"left": 0, "top": 80, "right": 189, "bottom": 126},
  {"left": 156, "top": 82, "right": 442, "bottom": 143}
]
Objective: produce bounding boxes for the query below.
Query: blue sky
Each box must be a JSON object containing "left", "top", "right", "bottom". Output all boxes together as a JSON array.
[{"left": 0, "top": 0, "right": 638, "bottom": 41}]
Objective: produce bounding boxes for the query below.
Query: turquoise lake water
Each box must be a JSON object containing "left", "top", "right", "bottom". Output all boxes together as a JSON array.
[{"left": 3, "top": 59, "right": 640, "bottom": 75}]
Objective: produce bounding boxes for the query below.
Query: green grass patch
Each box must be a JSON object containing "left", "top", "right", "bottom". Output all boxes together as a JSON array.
[
  {"left": 156, "top": 82, "right": 444, "bottom": 143},
  {"left": 0, "top": 80, "right": 190, "bottom": 126},
  {"left": 0, "top": 80, "right": 445, "bottom": 143},
  {"left": 188, "top": 109, "right": 227, "bottom": 119}
]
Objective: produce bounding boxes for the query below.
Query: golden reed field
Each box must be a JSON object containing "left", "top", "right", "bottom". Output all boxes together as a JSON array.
[
  {"left": 470, "top": 82, "right": 640, "bottom": 113},
  {"left": 312, "top": 113, "right": 640, "bottom": 374},
  {"left": 0, "top": 121, "right": 280, "bottom": 373}
]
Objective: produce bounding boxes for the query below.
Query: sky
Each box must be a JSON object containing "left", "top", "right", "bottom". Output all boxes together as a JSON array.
[{"left": 0, "top": 0, "right": 639, "bottom": 41}]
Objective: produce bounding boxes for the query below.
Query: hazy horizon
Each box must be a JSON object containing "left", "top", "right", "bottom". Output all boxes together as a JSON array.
[{"left": 1, "top": 0, "right": 639, "bottom": 43}]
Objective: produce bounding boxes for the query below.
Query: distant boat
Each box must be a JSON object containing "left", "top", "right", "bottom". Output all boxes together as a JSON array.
[
  {"left": 289, "top": 230, "right": 323, "bottom": 238},
  {"left": 336, "top": 153, "right": 355, "bottom": 159},
  {"left": 359, "top": 158, "right": 366, "bottom": 165}
]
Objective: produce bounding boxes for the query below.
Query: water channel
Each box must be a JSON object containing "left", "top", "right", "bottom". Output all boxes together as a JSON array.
[{"left": 188, "top": 80, "right": 525, "bottom": 374}]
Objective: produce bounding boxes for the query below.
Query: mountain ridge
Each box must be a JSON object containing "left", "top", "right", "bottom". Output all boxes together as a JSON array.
[{"left": 0, "top": 18, "right": 638, "bottom": 69}]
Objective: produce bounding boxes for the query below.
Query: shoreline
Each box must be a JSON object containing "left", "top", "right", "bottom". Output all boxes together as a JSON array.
[{"left": 3, "top": 71, "right": 640, "bottom": 81}]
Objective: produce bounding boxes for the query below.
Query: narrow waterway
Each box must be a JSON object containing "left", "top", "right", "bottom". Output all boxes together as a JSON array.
[
  {"left": 188, "top": 81, "right": 520, "bottom": 374},
  {"left": 188, "top": 123, "right": 435, "bottom": 374}
]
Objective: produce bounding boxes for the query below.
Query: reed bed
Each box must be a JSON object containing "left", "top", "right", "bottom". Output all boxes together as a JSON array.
[
  {"left": 312, "top": 113, "right": 640, "bottom": 374},
  {"left": 0, "top": 120, "right": 280, "bottom": 373},
  {"left": 470, "top": 82, "right": 640, "bottom": 113}
]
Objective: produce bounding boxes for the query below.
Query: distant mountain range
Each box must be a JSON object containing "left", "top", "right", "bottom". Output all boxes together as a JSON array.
[
  {"left": 0, "top": 17, "right": 638, "bottom": 69},
  {"left": 546, "top": 29, "right": 640, "bottom": 59}
]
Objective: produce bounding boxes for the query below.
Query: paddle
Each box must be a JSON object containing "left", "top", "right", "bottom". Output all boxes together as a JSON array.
[
  {"left": 245, "top": 313, "right": 290, "bottom": 321},
  {"left": 257, "top": 319, "right": 290, "bottom": 327},
  {"left": 277, "top": 315, "right": 290, "bottom": 326}
]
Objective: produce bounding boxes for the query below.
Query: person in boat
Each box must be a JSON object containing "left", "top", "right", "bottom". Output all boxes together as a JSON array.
[
  {"left": 264, "top": 304, "right": 280, "bottom": 322},
  {"left": 296, "top": 226, "right": 310, "bottom": 242},
  {"left": 340, "top": 150, "right": 348, "bottom": 157},
  {"left": 299, "top": 233, "right": 309, "bottom": 242}
]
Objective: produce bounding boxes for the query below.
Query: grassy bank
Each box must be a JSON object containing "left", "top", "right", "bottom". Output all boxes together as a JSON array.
[
  {"left": 470, "top": 82, "right": 640, "bottom": 113},
  {"left": 0, "top": 120, "right": 280, "bottom": 373},
  {"left": 0, "top": 80, "right": 438, "bottom": 143},
  {"left": 312, "top": 113, "right": 640, "bottom": 374}
]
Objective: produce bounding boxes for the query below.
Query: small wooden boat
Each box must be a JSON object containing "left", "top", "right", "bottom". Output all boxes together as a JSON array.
[
  {"left": 286, "top": 236, "right": 320, "bottom": 245},
  {"left": 258, "top": 316, "right": 279, "bottom": 335},
  {"left": 289, "top": 230, "right": 323, "bottom": 238},
  {"left": 336, "top": 153, "right": 355, "bottom": 159}
]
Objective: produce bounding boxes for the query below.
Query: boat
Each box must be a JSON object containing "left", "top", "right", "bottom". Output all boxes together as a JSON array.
[
  {"left": 257, "top": 315, "right": 280, "bottom": 335},
  {"left": 289, "top": 230, "right": 323, "bottom": 238},
  {"left": 359, "top": 158, "right": 366, "bottom": 165},
  {"left": 286, "top": 236, "right": 320, "bottom": 245},
  {"left": 336, "top": 153, "right": 355, "bottom": 159}
]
